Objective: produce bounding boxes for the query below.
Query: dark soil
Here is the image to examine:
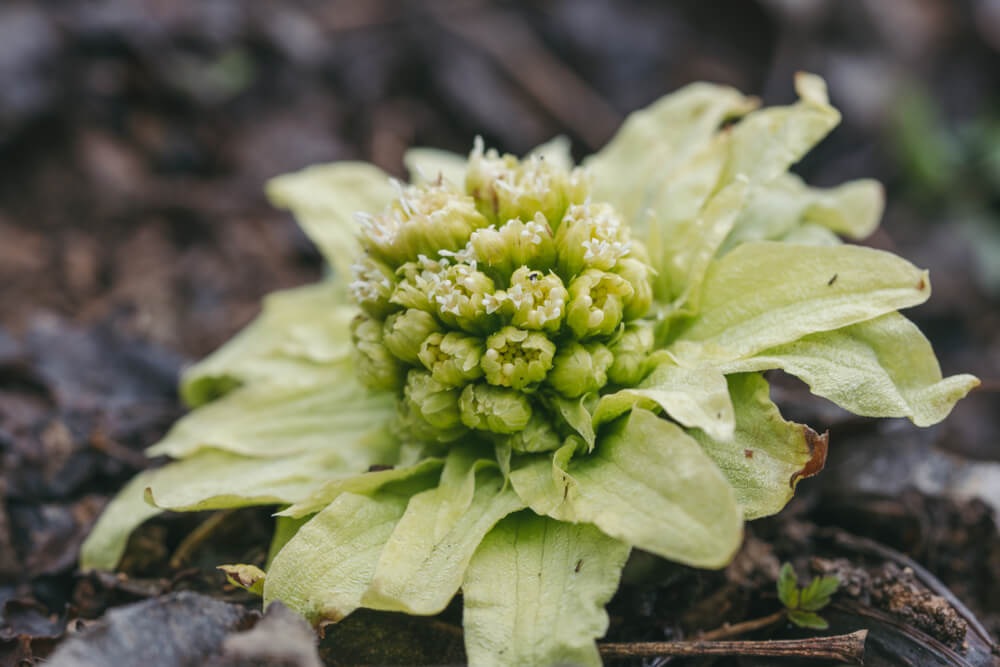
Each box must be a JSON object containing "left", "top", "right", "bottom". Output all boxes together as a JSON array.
[{"left": 2, "top": 1, "right": 999, "bottom": 665}]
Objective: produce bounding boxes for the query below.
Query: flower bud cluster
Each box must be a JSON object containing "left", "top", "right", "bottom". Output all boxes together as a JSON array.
[{"left": 350, "top": 142, "right": 655, "bottom": 452}]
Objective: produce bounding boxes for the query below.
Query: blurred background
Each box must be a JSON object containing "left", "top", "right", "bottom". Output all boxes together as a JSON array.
[{"left": 1, "top": 1, "right": 1000, "bottom": 663}]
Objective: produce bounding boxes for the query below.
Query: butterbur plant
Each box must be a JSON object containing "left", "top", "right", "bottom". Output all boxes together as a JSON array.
[{"left": 82, "top": 73, "right": 978, "bottom": 666}]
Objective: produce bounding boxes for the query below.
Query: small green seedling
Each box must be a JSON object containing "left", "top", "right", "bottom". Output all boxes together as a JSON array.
[{"left": 777, "top": 562, "right": 840, "bottom": 630}]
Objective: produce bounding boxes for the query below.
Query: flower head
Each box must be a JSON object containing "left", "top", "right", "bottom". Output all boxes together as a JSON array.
[{"left": 83, "top": 74, "right": 979, "bottom": 667}]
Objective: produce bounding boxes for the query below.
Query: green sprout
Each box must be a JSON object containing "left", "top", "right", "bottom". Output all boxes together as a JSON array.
[
  {"left": 80, "top": 73, "right": 978, "bottom": 667},
  {"left": 777, "top": 563, "right": 840, "bottom": 630}
]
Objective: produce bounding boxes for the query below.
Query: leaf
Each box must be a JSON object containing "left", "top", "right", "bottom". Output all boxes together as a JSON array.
[
  {"left": 262, "top": 473, "right": 437, "bottom": 626},
  {"left": 218, "top": 564, "right": 266, "bottom": 596},
  {"left": 586, "top": 81, "right": 758, "bottom": 233},
  {"left": 788, "top": 610, "right": 830, "bottom": 630},
  {"left": 720, "top": 73, "right": 840, "bottom": 187},
  {"left": 143, "top": 447, "right": 377, "bottom": 512},
  {"left": 515, "top": 409, "right": 743, "bottom": 568},
  {"left": 720, "top": 173, "right": 883, "bottom": 255},
  {"left": 667, "top": 241, "right": 932, "bottom": 365},
  {"left": 150, "top": 371, "right": 396, "bottom": 460},
  {"left": 719, "top": 312, "right": 980, "bottom": 427},
  {"left": 654, "top": 180, "right": 748, "bottom": 314},
  {"left": 546, "top": 392, "right": 596, "bottom": 450},
  {"left": 278, "top": 457, "right": 445, "bottom": 518},
  {"left": 266, "top": 162, "right": 396, "bottom": 280},
  {"left": 362, "top": 456, "right": 524, "bottom": 614},
  {"left": 622, "top": 74, "right": 841, "bottom": 310},
  {"left": 526, "top": 134, "right": 575, "bottom": 170},
  {"left": 79, "top": 471, "right": 164, "bottom": 571},
  {"left": 404, "top": 148, "right": 467, "bottom": 186},
  {"left": 267, "top": 515, "right": 310, "bottom": 568},
  {"left": 777, "top": 562, "right": 799, "bottom": 609},
  {"left": 462, "top": 512, "right": 630, "bottom": 667},
  {"left": 800, "top": 575, "right": 840, "bottom": 611},
  {"left": 180, "top": 284, "right": 357, "bottom": 407},
  {"left": 688, "top": 373, "right": 826, "bottom": 519},
  {"left": 593, "top": 360, "right": 735, "bottom": 441}
]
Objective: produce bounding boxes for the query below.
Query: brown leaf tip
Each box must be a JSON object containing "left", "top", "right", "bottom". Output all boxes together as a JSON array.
[{"left": 790, "top": 427, "right": 829, "bottom": 487}]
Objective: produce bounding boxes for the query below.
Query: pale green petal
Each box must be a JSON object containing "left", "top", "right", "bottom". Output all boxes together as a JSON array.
[
  {"left": 586, "top": 81, "right": 757, "bottom": 231},
  {"left": 266, "top": 162, "right": 396, "bottom": 278},
  {"left": 527, "top": 135, "right": 575, "bottom": 171},
  {"left": 362, "top": 451, "right": 523, "bottom": 614},
  {"left": 514, "top": 409, "right": 743, "bottom": 568},
  {"left": 79, "top": 471, "right": 163, "bottom": 571},
  {"left": 181, "top": 284, "right": 357, "bottom": 407},
  {"left": 462, "top": 513, "right": 630, "bottom": 667},
  {"left": 150, "top": 374, "right": 395, "bottom": 460},
  {"left": 720, "top": 312, "right": 980, "bottom": 427},
  {"left": 593, "top": 360, "right": 734, "bottom": 441},
  {"left": 690, "top": 373, "right": 827, "bottom": 519},
  {"left": 279, "top": 457, "right": 444, "bottom": 518},
  {"left": 668, "top": 241, "right": 931, "bottom": 364},
  {"left": 721, "top": 174, "right": 883, "bottom": 254},
  {"left": 263, "top": 472, "right": 437, "bottom": 626},
  {"left": 404, "top": 148, "right": 467, "bottom": 186}
]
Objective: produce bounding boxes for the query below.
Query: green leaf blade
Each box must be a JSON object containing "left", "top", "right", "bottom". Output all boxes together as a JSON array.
[
  {"left": 462, "top": 513, "right": 630, "bottom": 667},
  {"left": 689, "top": 373, "right": 827, "bottom": 520},
  {"left": 719, "top": 312, "right": 980, "bottom": 426},
  {"left": 668, "top": 242, "right": 932, "bottom": 365}
]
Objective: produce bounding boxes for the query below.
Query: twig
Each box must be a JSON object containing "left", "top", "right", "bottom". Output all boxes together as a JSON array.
[
  {"left": 169, "top": 509, "right": 235, "bottom": 569},
  {"left": 599, "top": 630, "right": 867, "bottom": 663},
  {"left": 696, "top": 608, "right": 787, "bottom": 641}
]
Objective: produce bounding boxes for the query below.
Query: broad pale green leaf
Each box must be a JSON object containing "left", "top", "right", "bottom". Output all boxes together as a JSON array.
[
  {"left": 527, "top": 134, "right": 575, "bottom": 171},
  {"left": 181, "top": 284, "right": 357, "bottom": 407},
  {"left": 605, "top": 74, "right": 841, "bottom": 310},
  {"left": 278, "top": 457, "right": 444, "bottom": 518},
  {"left": 79, "top": 471, "right": 163, "bottom": 571},
  {"left": 653, "top": 180, "right": 748, "bottom": 312},
  {"left": 150, "top": 373, "right": 396, "bottom": 459},
  {"left": 689, "top": 373, "right": 826, "bottom": 519},
  {"left": 263, "top": 472, "right": 437, "bottom": 626},
  {"left": 514, "top": 409, "right": 743, "bottom": 568},
  {"left": 594, "top": 359, "right": 734, "bottom": 441},
  {"left": 667, "top": 242, "right": 931, "bottom": 365},
  {"left": 267, "top": 161, "right": 396, "bottom": 279},
  {"left": 720, "top": 174, "right": 883, "bottom": 254},
  {"left": 267, "top": 515, "right": 311, "bottom": 567},
  {"left": 508, "top": 443, "right": 579, "bottom": 521},
  {"left": 546, "top": 392, "right": 596, "bottom": 450},
  {"left": 144, "top": 447, "right": 363, "bottom": 512},
  {"left": 362, "top": 451, "right": 524, "bottom": 614},
  {"left": 719, "top": 312, "right": 980, "bottom": 427},
  {"left": 778, "top": 222, "right": 842, "bottom": 247},
  {"left": 720, "top": 73, "right": 840, "bottom": 187},
  {"left": 586, "top": 81, "right": 757, "bottom": 231},
  {"left": 404, "top": 148, "right": 467, "bottom": 186},
  {"left": 462, "top": 513, "right": 630, "bottom": 667}
]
